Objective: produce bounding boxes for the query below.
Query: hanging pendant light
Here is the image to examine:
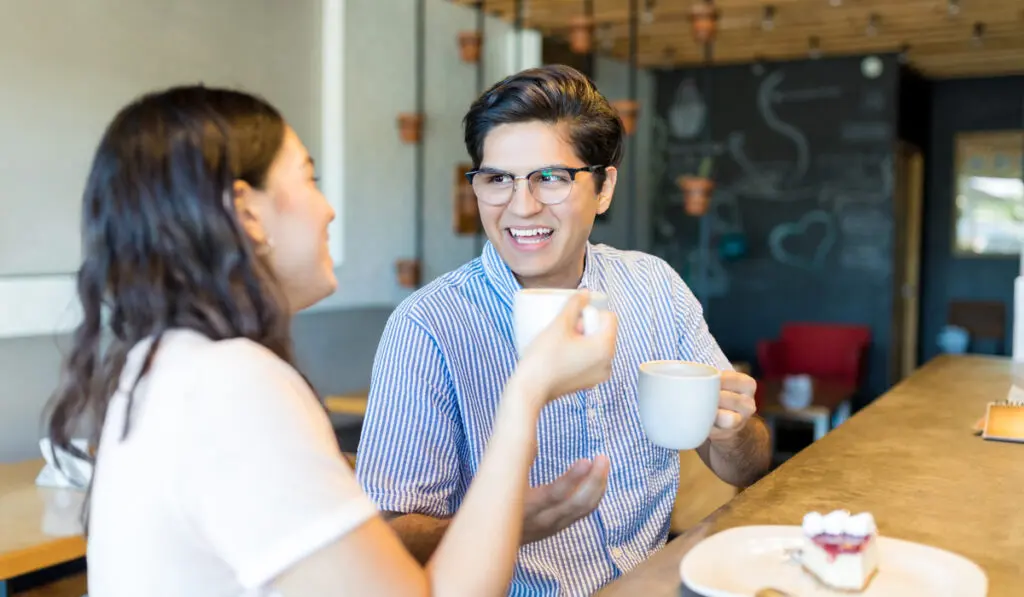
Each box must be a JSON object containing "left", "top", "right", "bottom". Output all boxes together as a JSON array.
[{"left": 690, "top": 0, "right": 719, "bottom": 44}]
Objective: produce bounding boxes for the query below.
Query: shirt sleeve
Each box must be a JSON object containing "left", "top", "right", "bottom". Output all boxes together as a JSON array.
[
  {"left": 662, "top": 260, "right": 733, "bottom": 371},
  {"left": 355, "top": 310, "right": 466, "bottom": 518},
  {"left": 174, "top": 339, "right": 378, "bottom": 591}
]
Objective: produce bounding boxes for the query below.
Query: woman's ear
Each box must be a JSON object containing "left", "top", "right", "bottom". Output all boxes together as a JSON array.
[
  {"left": 233, "top": 180, "right": 269, "bottom": 247},
  {"left": 596, "top": 167, "right": 618, "bottom": 215}
]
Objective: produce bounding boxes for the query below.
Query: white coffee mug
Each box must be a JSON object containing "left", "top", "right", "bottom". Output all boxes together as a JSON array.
[
  {"left": 637, "top": 360, "right": 721, "bottom": 450},
  {"left": 513, "top": 289, "right": 608, "bottom": 358}
]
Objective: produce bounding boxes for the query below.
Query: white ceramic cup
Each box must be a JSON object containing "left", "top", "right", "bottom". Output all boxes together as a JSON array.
[
  {"left": 513, "top": 289, "right": 609, "bottom": 358},
  {"left": 637, "top": 360, "right": 721, "bottom": 450}
]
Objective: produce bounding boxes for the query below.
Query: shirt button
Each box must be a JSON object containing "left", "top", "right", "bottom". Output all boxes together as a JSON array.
[
  {"left": 610, "top": 546, "right": 623, "bottom": 558},
  {"left": 587, "top": 407, "right": 597, "bottom": 420}
]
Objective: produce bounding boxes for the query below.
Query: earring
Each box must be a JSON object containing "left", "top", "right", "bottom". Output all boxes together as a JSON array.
[{"left": 256, "top": 237, "right": 274, "bottom": 256}]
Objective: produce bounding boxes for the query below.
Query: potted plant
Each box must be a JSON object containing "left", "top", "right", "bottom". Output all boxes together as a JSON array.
[
  {"left": 568, "top": 16, "right": 593, "bottom": 54},
  {"left": 677, "top": 156, "right": 714, "bottom": 216},
  {"left": 689, "top": 1, "right": 719, "bottom": 44},
  {"left": 612, "top": 99, "right": 640, "bottom": 136},
  {"left": 457, "top": 31, "right": 482, "bottom": 63},
  {"left": 396, "top": 112, "right": 423, "bottom": 144}
]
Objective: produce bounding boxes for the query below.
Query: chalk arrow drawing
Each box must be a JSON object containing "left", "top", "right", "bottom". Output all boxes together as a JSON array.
[
  {"left": 758, "top": 70, "right": 811, "bottom": 185},
  {"left": 768, "top": 210, "right": 837, "bottom": 270}
]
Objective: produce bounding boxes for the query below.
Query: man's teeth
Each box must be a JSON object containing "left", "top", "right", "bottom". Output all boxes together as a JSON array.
[
  {"left": 510, "top": 228, "right": 553, "bottom": 244},
  {"left": 510, "top": 228, "right": 552, "bottom": 237}
]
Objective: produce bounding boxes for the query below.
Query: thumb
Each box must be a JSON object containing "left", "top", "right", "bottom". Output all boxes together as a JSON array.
[{"left": 555, "top": 290, "right": 590, "bottom": 330}]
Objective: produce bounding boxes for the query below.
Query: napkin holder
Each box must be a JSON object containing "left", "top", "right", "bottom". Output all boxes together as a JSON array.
[
  {"left": 979, "top": 384, "right": 1024, "bottom": 443},
  {"left": 982, "top": 403, "right": 1024, "bottom": 443},
  {"left": 36, "top": 437, "right": 93, "bottom": 490}
]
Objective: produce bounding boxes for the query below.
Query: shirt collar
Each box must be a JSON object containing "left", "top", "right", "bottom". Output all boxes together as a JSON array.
[{"left": 481, "top": 241, "right": 597, "bottom": 311}]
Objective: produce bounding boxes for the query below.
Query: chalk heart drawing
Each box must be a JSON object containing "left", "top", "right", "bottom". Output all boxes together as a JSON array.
[{"left": 768, "top": 210, "right": 837, "bottom": 270}]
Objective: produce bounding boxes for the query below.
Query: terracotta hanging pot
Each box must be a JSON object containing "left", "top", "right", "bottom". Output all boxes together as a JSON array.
[
  {"left": 678, "top": 175, "right": 715, "bottom": 216},
  {"left": 396, "top": 259, "right": 421, "bottom": 288},
  {"left": 568, "top": 16, "right": 594, "bottom": 54},
  {"left": 689, "top": 2, "right": 719, "bottom": 44},
  {"left": 397, "top": 112, "right": 423, "bottom": 144},
  {"left": 612, "top": 100, "right": 640, "bottom": 135},
  {"left": 453, "top": 163, "right": 480, "bottom": 235},
  {"left": 458, "top": 31, "right": 482, "bottom": 63}
]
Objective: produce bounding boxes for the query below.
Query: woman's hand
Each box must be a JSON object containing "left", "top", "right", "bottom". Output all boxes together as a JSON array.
[{"left": 514, "top": 290, "right": 618, "bottom": 404}]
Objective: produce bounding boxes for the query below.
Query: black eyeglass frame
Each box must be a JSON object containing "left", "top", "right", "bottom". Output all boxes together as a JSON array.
[
  {"left": 463, "top": 165, "right": 607, "bottom": 206},
  {"left": 464, "top": 164, "right": 606, "bottom": 185}
]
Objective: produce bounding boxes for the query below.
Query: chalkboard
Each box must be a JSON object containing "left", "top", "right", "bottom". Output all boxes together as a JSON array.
[{"left": 650, "top": 54, "right": 900, "bottom": 401}]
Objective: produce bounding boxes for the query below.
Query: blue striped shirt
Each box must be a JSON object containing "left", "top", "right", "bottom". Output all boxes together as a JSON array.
[{"left": 356, "top": 241, "right": 730, "bottom": 596}]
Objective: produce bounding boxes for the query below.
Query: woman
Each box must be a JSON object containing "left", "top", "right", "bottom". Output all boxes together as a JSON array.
[{"left": 45, "top": 85, "right": 618, "bottom": 597}]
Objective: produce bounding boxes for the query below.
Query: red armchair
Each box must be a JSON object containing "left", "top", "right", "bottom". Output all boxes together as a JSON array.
[{"left": 756, "top": 323, "right": 871, "bottom": 390}]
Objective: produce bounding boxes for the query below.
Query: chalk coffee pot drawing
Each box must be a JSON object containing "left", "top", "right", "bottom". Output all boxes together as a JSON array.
[{"left": 668, "top": 78, "right": 707, "bottom": 140}]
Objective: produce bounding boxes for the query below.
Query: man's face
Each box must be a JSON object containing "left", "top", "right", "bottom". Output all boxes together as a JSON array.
[{"left": 476, "top": 120, "right": 617, "bottom": 288}]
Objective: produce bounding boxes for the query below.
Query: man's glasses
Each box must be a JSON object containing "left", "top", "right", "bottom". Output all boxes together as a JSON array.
[{"left": 465, "top": 165, "right": 605, "bottom": 206}]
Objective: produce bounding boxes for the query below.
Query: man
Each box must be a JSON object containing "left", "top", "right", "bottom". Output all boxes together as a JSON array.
[{"left": 356, "top": 64, "right": 770, "bottom": 596}]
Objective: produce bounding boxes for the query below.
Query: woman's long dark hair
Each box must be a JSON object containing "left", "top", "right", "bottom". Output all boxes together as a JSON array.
[{"left": 45, "top": 85, "right": 300, "bottom": 527}]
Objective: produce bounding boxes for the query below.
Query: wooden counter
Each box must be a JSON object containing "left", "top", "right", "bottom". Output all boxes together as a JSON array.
[
  {"left": 0, "top": 460, "right": 85, "bottom": 594},
  {"left": 597, "top": 355, "right": 1024, "bottom": 597},
  {"left": 323, "top": 390, "right": 369, "bottom": 416}
]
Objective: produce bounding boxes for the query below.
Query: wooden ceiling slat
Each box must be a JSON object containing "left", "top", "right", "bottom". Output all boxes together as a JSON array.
[{"left": 448, "top": 0, "right": 1024, "bottom": 77}]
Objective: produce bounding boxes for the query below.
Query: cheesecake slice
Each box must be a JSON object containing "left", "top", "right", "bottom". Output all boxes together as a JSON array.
[{"left": 800, "top": 510, "right": 879, "bottom": 592}]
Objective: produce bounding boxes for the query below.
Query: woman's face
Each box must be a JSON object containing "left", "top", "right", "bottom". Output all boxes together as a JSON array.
[{"left": 239, "top": 126, "right": 336, "bottom": 312}]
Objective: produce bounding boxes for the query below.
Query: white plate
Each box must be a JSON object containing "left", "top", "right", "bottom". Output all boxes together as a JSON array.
[{"left": 679, "top": 525, "right": 987, "bottom": 597}]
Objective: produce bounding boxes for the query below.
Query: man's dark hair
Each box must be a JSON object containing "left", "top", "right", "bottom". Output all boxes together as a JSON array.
[{"left": 463, "top": 64, "right": 624, "bottom": 189}]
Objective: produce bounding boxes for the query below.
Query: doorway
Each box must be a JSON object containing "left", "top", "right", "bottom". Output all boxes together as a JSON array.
[{"left": 891, "top": 140, "right": 925, "bottom": 383}]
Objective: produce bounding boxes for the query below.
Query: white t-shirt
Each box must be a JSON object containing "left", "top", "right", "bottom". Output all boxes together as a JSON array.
[{"left": 87, "top": 329, "right": 377, "bottom": 596}]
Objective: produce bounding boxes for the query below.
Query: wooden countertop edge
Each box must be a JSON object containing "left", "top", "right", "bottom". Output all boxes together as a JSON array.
[
  {"left": 0, "top": 535, "right": 86, "bottom": 581},
  {"left": 323, "top": 391, "right": 369, "bottom": 416}
]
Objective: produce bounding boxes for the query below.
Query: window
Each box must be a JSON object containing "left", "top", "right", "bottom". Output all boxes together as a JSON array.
[{"left": 953, "top": 131, "right": 1024, "bottom": 257}]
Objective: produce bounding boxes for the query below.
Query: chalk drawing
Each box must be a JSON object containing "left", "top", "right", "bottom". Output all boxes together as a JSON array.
[
  {"left": 655, "top": 218, "right": 676, "bottom": 239},
  {"left": 757, "top": 70, "right": 812, "bottom": 184},
  {"left": 773, "top": 86, "right": 843, "bottom": 102},
  {"left": 727, "top": 66, "right": 844, "bottom": 200},
  {"left": 838, "top": 205, "right": 892, "bottom": 236},
  {"left": 861, "top": 89, "right": 886, "bottom": 112},
  {"left": 814, "top": 154, "right": 893, "bottom": 201},
  {"left": 710, "top": 189, "right": 744, "bottom": 235},
  {"left": 832, "top": 190, "right": 887, "bottom": 212},
  {"left": 686, "top": 249, "right": 730, "bottom": 298},
  {"left": 725, "top": 133, "right": 820, "bottom": 201},
  {"left": 841, "top": 121, "right": 891, "bottom": 143},
  {"left": 668, "top": 78, "right": 707, "bottom": 139},
  {"left": 667, "top": 141, "right": 726, "bottom": 157},
  {"left": 880, "top": 153, "right": 893, "bottom": 196},
  {"left": 839, "top": 244, "right": 891, "bottom": 275},
  {"left": 768, "top": 210, "right": 837, "bottom": 270}
]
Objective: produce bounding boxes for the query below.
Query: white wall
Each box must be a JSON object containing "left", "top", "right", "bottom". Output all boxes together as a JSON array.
[
  {"left": 0, "top": 0, "right": 540, "bottom": 339},
  {"left": 0, "top": 0, "right": 540, "bottom": 461}
]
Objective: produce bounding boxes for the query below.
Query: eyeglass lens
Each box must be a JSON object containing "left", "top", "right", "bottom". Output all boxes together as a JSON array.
[{"left": 471, "top": 168, "right": 574, "bottom": 206}]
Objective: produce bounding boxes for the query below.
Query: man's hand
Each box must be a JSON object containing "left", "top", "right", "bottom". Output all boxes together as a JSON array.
[
  {"left": 697, "top": 369, "right": 770, "bottom": 487},
  {"left": 521, "top": 456, "right": 610, "bottom": 544},
  {"left": 708, "top": 370, "right": 758, "bottom": 445}
]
